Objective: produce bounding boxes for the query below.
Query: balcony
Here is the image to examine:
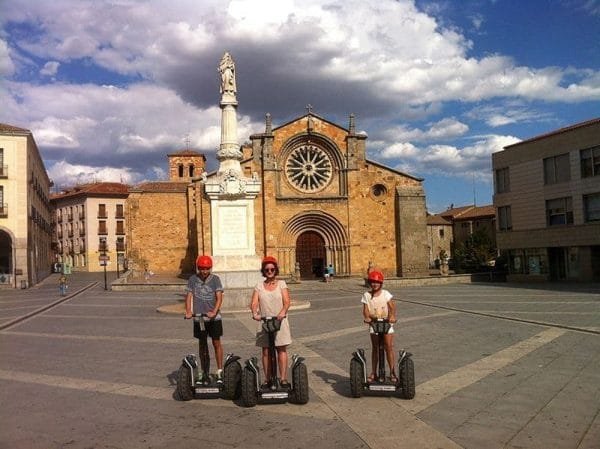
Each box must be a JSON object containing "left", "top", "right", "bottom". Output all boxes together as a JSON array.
[
  {"left": 79, "top": 212, "right": 85, "bottom": 220},
  {"left": 98, "top": 228, "right": 108, "bottom": 235},
  {"left": 0, "top": 204, "right": 7, "bottom": 218},
  {"left": 67, "top": 214, "right": 73, "bottom": 222},
  {"left": 98, "top": 244, "right": 108, "bottom": 252},
  {"left": 116, "top": 242, "right": 126, "bottom": 251},
  {"left": 116, "top": 228, "right": 125, "bottom": 235},
  {"left": 79, "top": 228, "right": 86, "bottom": 236},
  {"left": 98, "top": 213, "right": 108, "bottom": 219},
  {"left": 67, "top": 230, "right": 74, "bottom": 237},
  {"left": 0, "top": 165, "right": 7, "bottom": 178}
]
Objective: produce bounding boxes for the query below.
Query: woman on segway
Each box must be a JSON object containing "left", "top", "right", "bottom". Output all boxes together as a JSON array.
[
  {"left": 361, "top": 269, "right": 397, "bottom": 383},
  {"left": 250, "top": 256, "right": 292, "bottom": 389}
]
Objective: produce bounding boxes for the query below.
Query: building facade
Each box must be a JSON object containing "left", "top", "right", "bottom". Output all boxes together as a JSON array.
[
  {"left": 191, "top": 112, "right": 429, "bottom": 279},
  {"left": 125, "top": 150, "right": 206, "bottom": 274},
  {"left": 51, "top": 183, "right": 129, "bottom": 273},
  {"left": 493, "top": 118, "right": 600, "bottom": 281},
  {"left": 426, "top": 214, "right": 453, "bottom": 267},
  {"left": 0, "top": 123, "right": 53, "bottom": 288}
]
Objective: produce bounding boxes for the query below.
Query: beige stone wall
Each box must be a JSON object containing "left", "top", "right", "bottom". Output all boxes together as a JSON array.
[
  {"left": 0, "top": 131, "right": 51, "bottom": 287},
  {"left": 427, "top": 224, "right": 453, "bottom": 266},
  {"left": 127, "top": 189, "right": 195, "bottom": 275}
]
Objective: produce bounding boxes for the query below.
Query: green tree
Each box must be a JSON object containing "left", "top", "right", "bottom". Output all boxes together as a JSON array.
[{"left": 453, "top": 229, "right": 496, "bottom": 273}]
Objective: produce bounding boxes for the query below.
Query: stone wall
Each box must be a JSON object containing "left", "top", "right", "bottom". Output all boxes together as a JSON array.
[{"left": 127, "top": 188, "right": 195, "bottom": 275}]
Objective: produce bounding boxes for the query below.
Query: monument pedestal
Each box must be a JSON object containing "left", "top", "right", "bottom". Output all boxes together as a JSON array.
[{"left": 205, "top": 175, "right": 262, "bottom": 310}]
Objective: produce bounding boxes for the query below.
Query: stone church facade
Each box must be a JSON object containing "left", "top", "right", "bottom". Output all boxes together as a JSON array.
[
  {"left": 127, "top": 112, "right": 428, "bottom": 279},
  {"left": 189, "top": 111, "right": 429, "bottom": 279}
]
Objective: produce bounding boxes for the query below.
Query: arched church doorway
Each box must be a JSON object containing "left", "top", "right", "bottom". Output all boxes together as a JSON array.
[
  {"left": 0, "top": 230, "right": 13, "bottom": 285},
  {"left": 296, "top": 231, "right": 325, "bottom": 279}
]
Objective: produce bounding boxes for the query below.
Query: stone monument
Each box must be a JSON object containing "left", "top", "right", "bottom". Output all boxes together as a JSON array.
[{"left": 203, "top": 52, "right": 262, "bottom": 307}]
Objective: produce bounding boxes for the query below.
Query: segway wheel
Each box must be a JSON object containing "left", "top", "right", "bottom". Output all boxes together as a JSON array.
[
  {"left": 223, "top": 361, "right": 242, "bottom": 400},
  {"left": 399, "top": 357, "right": 415, "bottom": 399},
  {"left": 241, "top": 367, "right": 258, "bottom": 407},
  {"left": 176, "top": 364, "right": 194, "bottom": 401},
  {"left": 349, "top": 358, "right": 364, "bottom": 398},
  {"left": 290, "top": 363, "right": 309, "bottom": 404}
]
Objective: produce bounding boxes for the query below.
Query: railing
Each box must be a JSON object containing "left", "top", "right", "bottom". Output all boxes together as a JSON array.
[
  {"left": 0, "top": 204, "right": 7, "bottom": 218},
  {"left": 98, "top": 244, "right": 108, "bottom": 252},
  {"left": 116, "top": 228, "right": 125, "bottom": 235},
  {"left": 116, "top": 242, "right": 126, "bottom": 251},
  {"left": 98, "top": 213, "right": 107, "bottom": 218},
  {"left": 98, "top": 228, "right": 108, "bottom": 235}
]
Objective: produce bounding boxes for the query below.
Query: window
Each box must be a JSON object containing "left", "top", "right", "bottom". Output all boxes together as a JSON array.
[
  {"left": 581, "top": 145, "right": 600, "bottom": 178},
  {"left": 544, "top": 153, "right": 570, "bottom": 184},
  {"left": 0, "top": 148, "right": 5, "bottom": 177},
  {"left": 495, "top": 167, "right": 510, "bottom": 193},
  {"left": 0, "top": 186, "right": 4, "bottom": 216},
  {"left": 99, "top": 238, "right": 107, "bottom": 252},
  {"left": 116, "top": 204, "right": 124, "bottom": 218},
  {"left": 116, "top": 220, "right": 125, "bottom": 235},
  {"left": 178, "top": 164, "right": 184, "bottom": 177},
  {"left": 546, "top": 197, "right": 573, "bottom": 226},
  {"left": 98, "top": 220, "right": 108, "bottom": 235},
  {"left": 583, "top": 193, "right": 600, "bottom": 222},
  {"left": 189, "top": 164, "right": 194, "bottom": 177},
  {"left": 439, "top": 229, "right": 445, "bottom": 238},
  {"left": 98, "top": 204, "right": 107, "bottom": 218},
  {"left": 498, "top": 206, "right": 512, "bottom": 230}
]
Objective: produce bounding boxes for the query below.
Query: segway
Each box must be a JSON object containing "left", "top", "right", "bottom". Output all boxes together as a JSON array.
[
  {"left": 241, "top": 317, "right": 309, "bottom": 407},
  {"left": 176, "top": 314, "right": 241, "bottom": 400},
  {"left": 349, "top": 318, "right": 415, "bottom": 399}
]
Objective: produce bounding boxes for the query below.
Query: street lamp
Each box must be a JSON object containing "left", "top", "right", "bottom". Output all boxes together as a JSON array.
[{"left": 100, "top": 237, "right": 107, "bottom": 290}]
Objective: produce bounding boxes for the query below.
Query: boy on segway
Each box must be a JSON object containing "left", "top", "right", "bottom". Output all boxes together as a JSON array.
[
  {"left": 185, "top": 255, "right": 225, "bottom": 383},
  {"left": 361, "top": 270, "right": 397, "bottom": 383}
]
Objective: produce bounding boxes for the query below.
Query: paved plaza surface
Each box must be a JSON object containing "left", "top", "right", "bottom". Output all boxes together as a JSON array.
[{"left": 1, "top": 274, "right": 599, "bottom": 449}]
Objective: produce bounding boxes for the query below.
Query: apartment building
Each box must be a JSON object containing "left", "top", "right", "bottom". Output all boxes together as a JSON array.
[
  {"left": 493, "top": 118, "right": 600, "bottom": 281},
  {"left": 0, "top": 123, "right": 53, "bottom": 288},
  {"left": 51, "top": 183, "right": 129, "bottom": 273}
]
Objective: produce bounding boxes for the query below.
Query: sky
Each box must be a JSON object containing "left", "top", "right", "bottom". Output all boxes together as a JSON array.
[{"left": 1, "top": 0, "right": 599, "bottom": 213}]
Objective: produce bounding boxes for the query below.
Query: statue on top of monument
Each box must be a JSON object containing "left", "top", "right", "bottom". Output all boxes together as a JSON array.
[{"left": 218, "top": 52, "right": 236, "bottom": 95}]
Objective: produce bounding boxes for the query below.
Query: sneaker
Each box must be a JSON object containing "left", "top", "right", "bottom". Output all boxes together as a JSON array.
[
  {"left": 216, "top": 369, "right": 223, "bottom": 384},
  {"left": 196, "top": 372, "right": 205, "bottom": 383}
]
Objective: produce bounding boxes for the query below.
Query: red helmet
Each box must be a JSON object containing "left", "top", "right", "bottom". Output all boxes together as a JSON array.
[
  {"left": 196, "top": 255, "right": 213, "bottom": 269},
  {"left": 368, "top": 270, "right": 384, "bottom": 283},
  {"left": 262, "top": 256, "right": 278, "bottom": 265}
]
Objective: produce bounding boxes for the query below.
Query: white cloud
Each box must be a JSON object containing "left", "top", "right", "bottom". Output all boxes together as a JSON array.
[
  {"left": 384, "top": 118, "right": 469, "bottom": 142},
  {"left": 0, "top": 39, "right": 15, "bottom": 76},
  {"left": 375, "top": 134, "right": 520, "bottom": 179},
  {"left": 48, "top": 160, "right": 137, "bottom": 187},
  {"left": 40, "top": 61, "right": 60, "bottom": 76}
]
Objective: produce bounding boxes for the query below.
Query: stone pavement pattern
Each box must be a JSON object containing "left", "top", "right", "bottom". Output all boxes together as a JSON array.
[{"left": 1, "top": 274, "right": 599, "bottom": 448}]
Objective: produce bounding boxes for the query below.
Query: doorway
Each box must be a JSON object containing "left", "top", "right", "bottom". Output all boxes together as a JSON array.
[
  {"left": 296, "top": 231, "right": 325, "bottom": 279},
  {"left": 548, "top": 247, "right": 567, "bottom": 280}
]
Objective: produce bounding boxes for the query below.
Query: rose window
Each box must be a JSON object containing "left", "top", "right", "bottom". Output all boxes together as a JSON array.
[{"left": 285, "top": 145, "right": 332, "bottom": 192}]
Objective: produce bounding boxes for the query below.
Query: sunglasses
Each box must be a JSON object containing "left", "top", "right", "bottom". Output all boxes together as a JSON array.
[{"left": 264, "top": 267, "right": 276, "bottom": 273}]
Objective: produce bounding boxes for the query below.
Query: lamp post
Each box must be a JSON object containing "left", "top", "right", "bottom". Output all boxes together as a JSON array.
[{"left": 101, "top": 238, "right": 107, "bottom": 290}]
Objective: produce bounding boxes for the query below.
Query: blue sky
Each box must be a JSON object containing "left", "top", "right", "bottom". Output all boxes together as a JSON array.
[{"left": 1, "top": 0, "right": 599, "bottom": 213}]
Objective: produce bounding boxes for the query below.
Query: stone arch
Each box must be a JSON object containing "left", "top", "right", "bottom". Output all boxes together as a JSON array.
[
  {"left": 274, "top": 210, "right": 349, "bottom": 277},
  {"left": 0, "top": 227, "right": 15, "bottom": 287}
]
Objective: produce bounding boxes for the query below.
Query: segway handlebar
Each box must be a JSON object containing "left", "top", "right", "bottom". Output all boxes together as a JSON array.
[{"left": 184, "top": 313, "right": 209, "bottom": 320}]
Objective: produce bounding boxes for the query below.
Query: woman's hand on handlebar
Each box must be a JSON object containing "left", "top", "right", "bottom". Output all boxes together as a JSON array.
[
  {"left": 389, "top": 317, "right": 397, "bottom": 324},
  {"left": 184, "top": 311, "right": 193, "bottom": 320},
  {"left": 252, "top": 310, "right": 261, "bottom": 321},
  {"left": 276, "top": 312, "right": 286, "bottom": 321}
]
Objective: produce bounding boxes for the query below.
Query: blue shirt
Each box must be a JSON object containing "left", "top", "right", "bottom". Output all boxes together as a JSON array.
[{"left": 186, "top": 273, "right": 224, "bottom": 319}]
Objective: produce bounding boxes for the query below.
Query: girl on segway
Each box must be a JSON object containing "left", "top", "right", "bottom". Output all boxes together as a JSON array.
[
  {"left": 361, "top": 269, "right": 397, "bottom": 383},
  {"left": 250, "top": 256, "right": 292, "bottom": 389}
]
